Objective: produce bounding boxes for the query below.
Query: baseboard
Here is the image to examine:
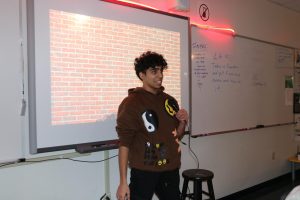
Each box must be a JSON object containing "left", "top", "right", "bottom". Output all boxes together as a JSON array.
[{"left": 218, "top": 171, "right": 297, "bottom": 200}]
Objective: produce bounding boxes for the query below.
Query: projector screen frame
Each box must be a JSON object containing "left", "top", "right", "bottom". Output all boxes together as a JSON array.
[{"left": 27, "top": 0, "right": 190, "bottom": 154}]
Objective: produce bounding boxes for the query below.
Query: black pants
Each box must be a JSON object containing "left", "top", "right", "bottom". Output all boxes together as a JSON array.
[{"left": 129, "top": 168, "right": 180, "bottom": 200}]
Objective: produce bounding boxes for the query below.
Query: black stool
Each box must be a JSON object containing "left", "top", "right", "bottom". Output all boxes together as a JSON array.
[{"left": 181, "top": 169, "right": 215, "bottom": 200}]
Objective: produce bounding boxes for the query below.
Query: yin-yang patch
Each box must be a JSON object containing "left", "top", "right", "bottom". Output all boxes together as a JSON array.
[{"left": 142, "top": 110, "right": 159, "bottom": 133}]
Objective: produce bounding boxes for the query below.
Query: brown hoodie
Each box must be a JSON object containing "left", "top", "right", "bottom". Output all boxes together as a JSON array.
[{"left": 116, "top": 87, "right": 181, "bottom": 172}]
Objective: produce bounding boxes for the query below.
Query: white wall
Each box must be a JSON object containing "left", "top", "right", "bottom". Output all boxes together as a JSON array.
[
  {"left": 0, "top": 152, "right": 108, "bottom": 199},
  {"left": 180, "top": 126, "right": 296, "bottom": 197},
  {"left": 0, "top": 0, "right": 23, "bottom": 163},
  {"left": 1, "top": 0, "right": 300, "bottom": 199}
]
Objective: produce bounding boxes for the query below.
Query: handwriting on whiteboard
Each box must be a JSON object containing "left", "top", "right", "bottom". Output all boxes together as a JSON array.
[{"left": 192, "top": 42, "right": 241, "bottom": 91}]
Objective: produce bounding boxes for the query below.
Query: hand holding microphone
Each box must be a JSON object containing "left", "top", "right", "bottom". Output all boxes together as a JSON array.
[
  {"left": 176, "top": 109, "right": 189, "bottom": 125},
  {"left": 165, "top": 98, "right": 188, "bottom": 140},
  {"left": 165, "top": 98, "right": 189, "bottom": 124}
]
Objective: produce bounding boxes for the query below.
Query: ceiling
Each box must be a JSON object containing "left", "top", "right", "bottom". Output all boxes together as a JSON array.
[{"left": 268, "top": 0, "right": 300, "bottom": 13}]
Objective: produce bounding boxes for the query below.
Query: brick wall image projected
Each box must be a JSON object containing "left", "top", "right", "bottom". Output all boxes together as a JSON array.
[{"left": 50, "top": 10, "right": 181, "bottom": 125}]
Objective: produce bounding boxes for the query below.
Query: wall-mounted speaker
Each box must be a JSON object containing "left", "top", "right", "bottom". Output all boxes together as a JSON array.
[{"left": 170, "top": 0, "right": 189, "bottom": 12}]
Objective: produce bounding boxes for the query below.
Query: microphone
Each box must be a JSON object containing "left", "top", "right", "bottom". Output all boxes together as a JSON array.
[
  {"left": 165, "top": 98, "right": 179, "bottom": 116},
  {"left": 168, "top": 98, "right": 179, "bottom": 112},
  {"left": 167, "top": 98, "right": 188, "bottom": 125},
  {"left": 165, "top": 98, "right": 188, "bottom": 144}
]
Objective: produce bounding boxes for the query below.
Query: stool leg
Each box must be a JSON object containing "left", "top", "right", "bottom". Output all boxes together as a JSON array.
[
  {"left": 194, "top": 180, "right": 202, "bottom": 200},
  {"left": 207, "top": 180, "right": 215, "bottom": 200},
  {"left": 291, "top": 162, "right": 295, "bottom": 182},
  {"left": 181, "top": 179, "right": 189, "bottom": 200}
]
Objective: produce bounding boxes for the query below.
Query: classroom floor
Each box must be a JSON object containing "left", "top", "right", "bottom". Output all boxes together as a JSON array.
[{"left": 218, "top": 174, "right": 300, "bottom": 200}]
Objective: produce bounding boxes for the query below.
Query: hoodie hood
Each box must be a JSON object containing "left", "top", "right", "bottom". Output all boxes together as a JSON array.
[{"left": 128, "top": 86, "right": 165, "bottom": 95}]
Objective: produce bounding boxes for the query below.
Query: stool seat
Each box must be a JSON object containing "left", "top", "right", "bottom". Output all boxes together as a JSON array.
[
  {"left": 181, "top": 169, "right": 215, "bottom": 200},
  {"left": 182, "top": 169, "right": 214, "bottom": 181}
]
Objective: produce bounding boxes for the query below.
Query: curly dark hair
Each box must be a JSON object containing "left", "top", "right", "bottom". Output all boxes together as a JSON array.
[{"left": 134, "top": 51, "right": 168, "bottom": 80}]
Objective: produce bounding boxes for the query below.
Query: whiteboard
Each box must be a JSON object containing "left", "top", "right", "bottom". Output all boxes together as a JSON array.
[{"left": 191, "top": 26, "right": 294, "bottom": 136}]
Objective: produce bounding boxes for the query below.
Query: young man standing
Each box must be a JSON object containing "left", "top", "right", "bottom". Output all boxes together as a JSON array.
[{"left": 116, "top": 51, "right": 189, "bottom": 200}]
